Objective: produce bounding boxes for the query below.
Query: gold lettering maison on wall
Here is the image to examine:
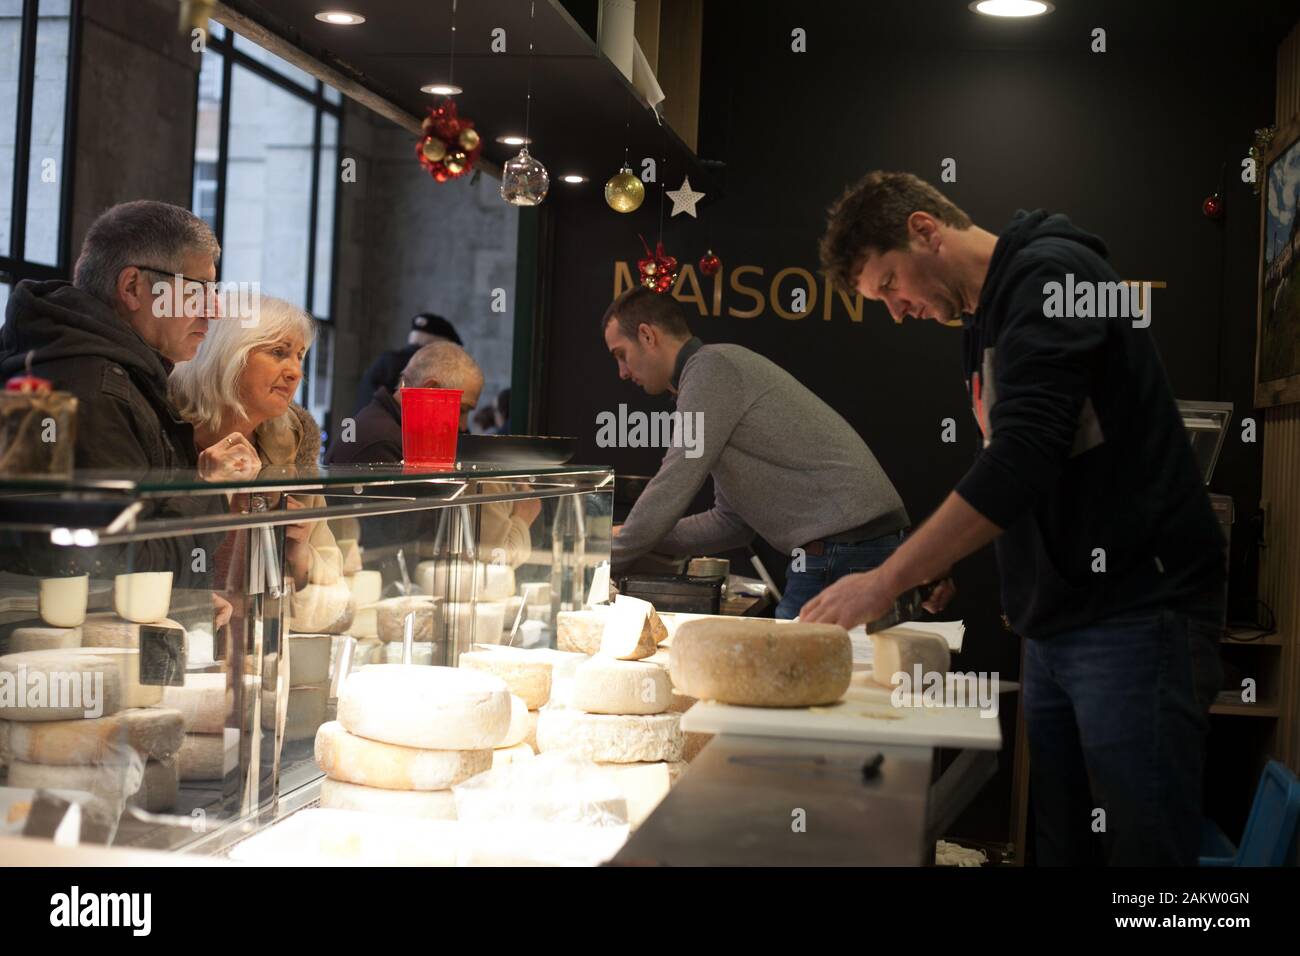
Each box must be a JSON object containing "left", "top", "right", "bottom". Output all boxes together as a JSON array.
[{"left": 613, "top": 262, "right": 1164, "bottom": 327}]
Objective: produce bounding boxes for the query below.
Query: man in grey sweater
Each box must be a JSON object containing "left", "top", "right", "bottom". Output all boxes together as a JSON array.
[{"left": 602, "top": 286, "right": 909, "bottom": 617}]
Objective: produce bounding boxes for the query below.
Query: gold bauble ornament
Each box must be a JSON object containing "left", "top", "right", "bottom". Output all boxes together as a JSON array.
[
  {"left": 604, "top": 166, "right": 645, "bottom": 213},
  {"left": 444, "top": 150, "right": 467, "bottom": 175},
  {"left": 422, "top": 137, "right": 447, "bottom": 163},
  {"left": 458, "top": 128, "right": 480, "bottom": 151}
]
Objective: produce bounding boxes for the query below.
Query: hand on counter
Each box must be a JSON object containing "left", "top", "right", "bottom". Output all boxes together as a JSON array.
[
  {"left": 198, "top": 432, "right": 260, "bottom": 482},
  {"left": 799, "top": 567, "right": 898, "bottom": 629}
]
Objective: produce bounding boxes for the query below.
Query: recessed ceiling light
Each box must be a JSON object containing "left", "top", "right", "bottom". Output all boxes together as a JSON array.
[
  {"left": 969, "top": 0, "right": 1053, "bottom": 16},
  {"left": 315, "top": 10, "right": 365, "bottom": 25},
  {"left": 421, "top": 83, "right": 463, "bottom": 96},
  {"left": 497, "top": 135, "right": 531, "bottom": 146},
  {"left": 562, "top": 175, "right": 587, "bottom": 184}
]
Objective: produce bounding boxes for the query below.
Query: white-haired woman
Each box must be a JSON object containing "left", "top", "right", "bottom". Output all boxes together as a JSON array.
[{"left": 170, "top": 296, "right": 341, "bottom": 603}]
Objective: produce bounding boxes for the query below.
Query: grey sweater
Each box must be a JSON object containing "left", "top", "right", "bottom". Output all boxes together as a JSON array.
[{"left": 612, "top": 340, "right": 908, "bottom": 568}]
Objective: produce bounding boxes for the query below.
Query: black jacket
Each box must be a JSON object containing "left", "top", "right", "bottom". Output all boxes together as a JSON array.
[
  {"left": 954, "top": 210, "right": 1225, "bottom": 638},
  {"left": 353, "top": 345, "right": 419, "bottom": 415},
  {"left": 328, "top": 386, "right": 402, "bottom": 464},
  {"left": 0, "top": 279, "right": 197, "bottom": 470}
]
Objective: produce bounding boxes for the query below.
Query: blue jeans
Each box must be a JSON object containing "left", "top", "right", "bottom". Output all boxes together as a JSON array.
[
  {"left": 1023, "top": 592, "right": 1225, "bottom": 866},
  {"left": 775, "top": 531, "right": 904, "bottom": 619}
]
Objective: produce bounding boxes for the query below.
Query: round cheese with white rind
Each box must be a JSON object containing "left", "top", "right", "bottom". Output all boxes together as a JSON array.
[
  {"left": 319, "top": 777, "right": 459, "bottom": 820},
  {"left": 536, "top": 710, "right": 684, "bottom": 763},
  {"left": 338, "top": 664, "right": 511, "bottom": 750},
  {"left": 8, "top": 626, "right": 81, "bottom": 653},
  {"left": 0, "top": 648, "right": 126, "bottom": 720},
  {"left": 458, "top": 649, "right": 552, "bottom": 709},
  {"left": 669, "top": 618, "right": 852, "bottom": 707},
  {"left": 572, "top": 658, "right": 672, "bottom": 715},
  {"left": 314, "top": 719, "right": 491, "bottom": 790},
  {"left": 7, "top": 707, "right": 184, "bottom": 765},
  {"left": 498, "top": 694, "right": 530, "bottom": 749}
]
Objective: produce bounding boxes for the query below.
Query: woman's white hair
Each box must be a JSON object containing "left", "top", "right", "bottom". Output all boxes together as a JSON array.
[{"left": 169, "top": 295, "right": 316, "bottom": 436}]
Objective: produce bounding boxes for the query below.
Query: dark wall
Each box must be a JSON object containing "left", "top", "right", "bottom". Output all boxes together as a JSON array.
[{"left": 536, "top": 0, "right": 1279, "bottom": 846}]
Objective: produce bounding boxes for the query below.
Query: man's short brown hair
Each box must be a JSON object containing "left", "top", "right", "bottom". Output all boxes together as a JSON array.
[
  {"left": 601, "top": 286, "right": 692, "bottom": 341},
  {"left": 819, "top": 171, "right": 973, "bottom": 295}
]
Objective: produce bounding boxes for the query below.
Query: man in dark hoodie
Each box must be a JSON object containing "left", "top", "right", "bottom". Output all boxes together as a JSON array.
[{"left": 804, "top": 172, "right": 1226, "bottom": 867}]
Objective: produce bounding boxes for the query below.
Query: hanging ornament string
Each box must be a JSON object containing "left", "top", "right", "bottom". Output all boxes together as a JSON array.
[
  {"left": 447, "top": 0, "right": 457, "bottom": 89},
  {"left": 658, "top": 120, "right": 668, "bottom": 245},
  {"left": 523, "top": 0, "right": 533, "bottom": 142}
]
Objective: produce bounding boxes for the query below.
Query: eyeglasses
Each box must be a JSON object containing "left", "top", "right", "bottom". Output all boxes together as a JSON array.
[{"left": 133, "top": 265, "right": 220, "bottom": 298}]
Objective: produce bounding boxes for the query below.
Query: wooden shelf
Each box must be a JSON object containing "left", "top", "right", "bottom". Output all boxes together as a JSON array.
[
  {"left": 1209, "top": 700, "right": 1279, "bottom": 717},
  {"left": 1222, "top": 627, "right": 1284, "bottom": 646}
]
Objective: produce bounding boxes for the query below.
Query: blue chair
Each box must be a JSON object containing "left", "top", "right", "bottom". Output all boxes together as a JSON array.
[{"left": 1199, "top": 760, "right": 1300, "bottom": 866}]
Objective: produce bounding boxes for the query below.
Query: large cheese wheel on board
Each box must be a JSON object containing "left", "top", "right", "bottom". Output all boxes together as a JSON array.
[
  {"left": 556, "top": 608, "right": 608, "bottom": 655},
  {"left": 572, "top": 658, "right": 672, "bottom": 715},
  {"left": 81, "top": 613, "right": 185, "bottom": 649},
  {"left": 458, "top": 649, "right": 552, "bottom": 710},
  {"left": 161, "top": 673, "right": 229, "bottom": 733},
  {"left": 178, "top": 728, "right": 239, "bottom": 781},
  {"left": 869, "top": 628, "right": 952, "bottom": 689},
  {"left": 127, "top": 759, "right": 179, "bottom": 813},
  {"left": 7, "top": 707, "right": 184, "bottom": 766},
  {"left": 536, "top": 710, "right": 684, "bottom": 763},
  {"left": 0, "top": 648, "right": 126, "bottom": 720},
  {"left": 38, "top": 575, "right": 89, "bottom": 628},
  {"left": 374, "top": 596, "right": 441, "bottom": 643},
  {"left": 337, "top": 664, "right": 511, "bottom": 751},
  {"left": 112, "top": 572, "right": 173, "bottom": 624},
  {"left": 7, "top": 626, "right": 81, "bottom": 654},
  {"left": 314, "top": 720, "right": 490, "bottom": 790},
  {"left": 669, "top": 618, "right": 851, "bottom": 707},
  {"left": 319, "top": 777, "right": 459, "bottom": 820}
]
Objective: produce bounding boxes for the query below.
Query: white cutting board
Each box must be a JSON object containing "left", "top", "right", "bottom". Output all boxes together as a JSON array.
[{"left": 681, "top": 674, "right": 1003, "bottom": 750}]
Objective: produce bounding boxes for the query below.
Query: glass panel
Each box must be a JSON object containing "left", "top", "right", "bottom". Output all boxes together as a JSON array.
[
  {"left": 0, "top": 0, "right": 26, "bottom": 257},
  {"left": 208, "top": 19, "right": 225, "bottom": 41},
  {"left": 191, "top": 49, "right": 223, "bottom": 233},
  {"left": 222, "top": 63, "right": 315, "bottom": 308},
  {"left": 323, "top": 83, "right": 341, "bottom": 105},
  {"left": 233, "top": 32, "right": 316, "bottom": 90},
  {"left": 312, "top": 112, "right": 337, "bottom": 318},
  {"left": 22, "top": 0, "right": 70, "bottom": 266}
]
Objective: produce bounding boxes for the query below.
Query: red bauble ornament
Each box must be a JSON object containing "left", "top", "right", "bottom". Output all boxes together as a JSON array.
[
  {"left": 1202, "top": 194, "right": 1224, "bottom": 219},
  {"left": 416, "top": 98, "right": 482, "bottom": 183},
  {"left": 637, "top": 236, "right": 678, "bottom": 294},
  {"left": 698, "top": 249, "right": 721, "bottom": 276}
]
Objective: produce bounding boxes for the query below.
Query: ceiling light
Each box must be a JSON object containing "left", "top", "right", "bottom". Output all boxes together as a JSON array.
[
  {"left": 562, "top": 175, "right": 587, "bottom": 184},
  {"left": 422, "top": 83, "right": 463, "bottom": 96},
  {"left": 315, "top": 10, "right": 365, "bottom": 25},
  {"left": 969, "top": 0, "right": 1053, "bottom": 16},
  {"left": 497, "top": 135, "right": 531, "bottom": 146}
]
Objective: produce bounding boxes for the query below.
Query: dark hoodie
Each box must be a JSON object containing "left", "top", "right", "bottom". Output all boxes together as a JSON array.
[
  {"left": 0, "top": 279, "right": 197, "bottom": 470},
  {"left": 953, "top": 210, "right": 1225, "bottom": 639}
]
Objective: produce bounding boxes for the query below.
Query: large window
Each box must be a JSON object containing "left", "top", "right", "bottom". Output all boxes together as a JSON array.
[
  {"left": 0, "top": 0, "right": 78, "bottom": 319},
  {"left": 192, "top": 22, "right": 341, "bottom": 440}
]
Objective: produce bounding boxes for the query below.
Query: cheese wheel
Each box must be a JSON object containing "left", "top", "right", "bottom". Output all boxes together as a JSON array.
[
  {"left": 588, "top": 761, "right": 675, "bottom": 827},
  {"left": 161, "top": 673, "right": 229, "bottom": 733},
  {"left": 536, "top": 710, "right": 684, "bottom": 763},
  {"left": 445, "top": 601, "right": 507, "bottom": 645},
  {"left": 869, "top": 628, "right": 952, "bottom": 689},
  {"left": 81, "top": 613, "right": 186, "bottom": 650},
  {"left": 39, "top": 575, "right": 88, "bottom": 628},
  {"left": 112, "top": 572, "right": 173, "bottom": 624},
  {"left": 556, "top": 608, "right": 608, "bottom": 655},
  {"left": 491, "top": 742, "right": 534, "bottom": 768},
  {"left": 572, "top": 658, "right": 672, "bottom": 715},
  {"left": 350, "top": 606, "right": 379, "bottom": 639},
  {"left": 319, "top": 777, "right": 459, "bottom": 820},
  {"left": 290, "top": 582, "right": 354, "bottom": 635},
  {"left": 8, "top": 626, "right": 81, "bottom": 653},
  {"left": 346, "top": 570, "right": 383, "bottom": 606},
  {"left": 8, "top": 758, "right": 143, "bottom": 797},
  {"left": 178, "top": 728, "right": 239, "bottom": 781},
  {"left": 314, "top": 720, "right": 490, "bottom": 790},
  {"left": 0, "top": 648, "right": 126, "bottom": 720},
  {"left": 375, "top": 596, "right": 441, "bottom": 643},
  {"left": 458, "top": 649, "right": 552, "bottom": 709},
  {"left": 669, "top": 618, "right": 851, "bottom": 707},
  {"left": 380, "top": 640, "right": 435, "bottom": 665},
  {"left": 497, "top": 694, "right": 530, "bottom": 748},
  {"left": 288, "top": 634, "right": 332, "bottom": 686},
  {"left": 338, "top": 664, "right": 511, "bottom": 750},
  {"left": 7, "top": 707, "right": 184, "bottom": 765},
  {"left": 127, "top": 759, "right": 179, "bottom": 812},
  {"left": 598, "top": 596, "right": 662, "bottom": 661}
]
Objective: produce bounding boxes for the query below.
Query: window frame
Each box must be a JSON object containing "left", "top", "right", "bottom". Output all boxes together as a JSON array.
[{"left": 0, "top": 0, "right": 82, "bottom": 285}]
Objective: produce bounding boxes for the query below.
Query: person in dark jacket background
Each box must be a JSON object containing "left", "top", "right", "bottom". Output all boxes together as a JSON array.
[
  {"left": 805, "top": 172, "right": 1226, "bottom": 866},
  {"left": 352, "top": 312, "right": 462, "bottom": 415}
]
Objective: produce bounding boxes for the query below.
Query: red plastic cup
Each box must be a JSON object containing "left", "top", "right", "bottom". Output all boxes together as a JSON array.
[{"left": 401, "top": 387, "right": 462, "bottom": 467}]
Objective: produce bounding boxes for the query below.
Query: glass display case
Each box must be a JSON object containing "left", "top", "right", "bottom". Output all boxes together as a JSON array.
[{"left": 0, "top": 463, "right": 613, "bottom": 856}]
